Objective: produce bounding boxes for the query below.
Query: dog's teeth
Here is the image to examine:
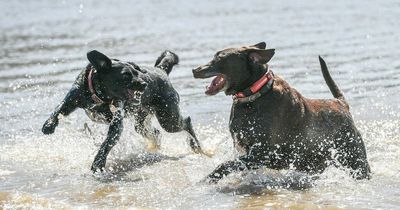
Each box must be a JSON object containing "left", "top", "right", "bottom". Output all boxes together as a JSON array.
[{"left": 132, "top": 90, "right": 142, "bottom": 100}]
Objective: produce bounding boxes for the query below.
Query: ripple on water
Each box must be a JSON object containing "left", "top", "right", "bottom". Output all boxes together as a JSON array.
[
  {"left": 0, "top": 118, "right": 399, "bottom": 209},
  {"left": 1, "top": 0, "right": 400, "bottom": 209}
]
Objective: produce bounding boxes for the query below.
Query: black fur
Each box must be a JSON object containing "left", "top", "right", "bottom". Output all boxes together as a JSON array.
[{"left": 42, "top": 50, "right": 203, "bottom": 172}]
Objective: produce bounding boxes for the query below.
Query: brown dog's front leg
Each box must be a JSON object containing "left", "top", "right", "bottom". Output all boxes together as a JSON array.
[
  {"left": 206, "top": 155, "right": 258, "bottom": 183},
  {"left": 91, "top": 101, "right": 125, "bottom": 173}
]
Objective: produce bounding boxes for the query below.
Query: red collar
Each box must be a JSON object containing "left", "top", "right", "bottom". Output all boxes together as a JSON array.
[
  {"left": 233, "top": 70, "right": 274, "bottom": 103},
  {"left": 87, "top": 66, "right": 111, "bottom": 104}
]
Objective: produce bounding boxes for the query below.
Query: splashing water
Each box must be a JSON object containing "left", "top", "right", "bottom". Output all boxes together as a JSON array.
[{"left": 1, "top": 0, "right": 400, "bottom": 209}]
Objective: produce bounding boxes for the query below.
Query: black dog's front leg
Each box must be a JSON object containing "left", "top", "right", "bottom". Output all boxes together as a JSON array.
[
  {"left": 91, "top": 101, "right": 125, "bottom": 172},
  {"left": 206, "top": 155, "right": 258, "bottom": 183},
  {"left": 42, "top": 85, "right": 82, "bottom": 134}
]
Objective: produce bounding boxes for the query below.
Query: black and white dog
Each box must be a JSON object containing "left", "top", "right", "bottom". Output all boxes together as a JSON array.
[{"left": 42, "top": 50, "right": 204, "bottom": 172}]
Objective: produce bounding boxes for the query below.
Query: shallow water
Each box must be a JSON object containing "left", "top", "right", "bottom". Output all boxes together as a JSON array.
[{"left": 1, "top": 0, "right": 400, "bottom": 209}]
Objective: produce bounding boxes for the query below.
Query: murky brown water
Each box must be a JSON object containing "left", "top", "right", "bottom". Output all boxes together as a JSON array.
[{"left": 1, "top": 0, "right": 400, "bottom": 209}]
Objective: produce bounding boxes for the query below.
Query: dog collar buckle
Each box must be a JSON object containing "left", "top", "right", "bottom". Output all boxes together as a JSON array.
[
  {"left": 233, "top": 92, "right": 262, "bottom": 104},
  {"left": 91, "top": 93, "right": 105, "bottom": 104}
]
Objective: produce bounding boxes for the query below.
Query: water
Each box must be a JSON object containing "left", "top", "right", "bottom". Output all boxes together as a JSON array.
[{"left": 1, "top": 0, "right": 400, "bottom": 209}]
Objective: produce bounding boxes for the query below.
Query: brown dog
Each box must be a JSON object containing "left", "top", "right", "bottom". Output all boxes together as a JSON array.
[{"left": 192, "top": 42, "right": 371, "bottom": 183}]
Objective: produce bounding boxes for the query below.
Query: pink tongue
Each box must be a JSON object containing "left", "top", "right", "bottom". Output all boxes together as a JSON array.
[{"left": 205, "top": 75, "right": 226, "bottom": 95}]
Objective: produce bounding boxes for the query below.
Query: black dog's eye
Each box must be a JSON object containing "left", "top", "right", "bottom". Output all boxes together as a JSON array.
[
  {"left": 122, "top": 72, "right": 132, "bottom": 83},
  {"left": 131, "top": 70, "right": 139, "bottom": 76}
]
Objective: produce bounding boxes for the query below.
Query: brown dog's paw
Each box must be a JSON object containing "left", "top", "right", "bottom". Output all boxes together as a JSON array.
[
  {"left": 204, "top": 172, "right": 223, "bottom": 184},
  {"left": 204, "top": 176, "right": 221, "bottom": 184}
]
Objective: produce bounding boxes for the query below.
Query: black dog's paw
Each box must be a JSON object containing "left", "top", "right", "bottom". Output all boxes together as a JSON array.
[
  {"left": 191, "top": 145, "right": 203, "bottom": 154},
  {"left": 163, "top": 50, "right": 179, "bottom": 65},
  {"left": 91, "top": 158, "right": 106, "bottom": 173},
  {"left": 155, "top": 50, "right": 179, "bottom": 67},
  {"left": 42, "top": 118, "right": 58, "bottom": 135}
]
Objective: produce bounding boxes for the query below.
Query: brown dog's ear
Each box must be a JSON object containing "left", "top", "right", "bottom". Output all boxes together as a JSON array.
[
  {"left": 248, "top": 49, "right": 275, "bottom": 63},
  {"left": 87, "top": 50, "right": 112, "bottom": 73},
  {"left": 250, "top": 42, "right": 266, "bottom": 49}
]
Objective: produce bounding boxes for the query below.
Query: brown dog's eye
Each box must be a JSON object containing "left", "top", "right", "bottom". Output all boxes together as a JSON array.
[{"left": 214, "top": 51, "right": 222, "bottom": 59}]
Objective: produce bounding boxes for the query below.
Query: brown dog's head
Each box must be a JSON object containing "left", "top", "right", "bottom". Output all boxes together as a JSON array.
[{"left": 192, "top": 42, "right": 275, "bottom": 96}]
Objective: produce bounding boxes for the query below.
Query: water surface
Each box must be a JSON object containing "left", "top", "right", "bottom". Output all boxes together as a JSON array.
[{"left": 1, "top": 0, "right": 400, "bottom": 209}]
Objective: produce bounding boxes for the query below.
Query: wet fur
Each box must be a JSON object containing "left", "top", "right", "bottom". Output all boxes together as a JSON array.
[
  {"left": 193, "top": 42, "right": 371, "bottom": 183},
  {"left": 42, "top": 50, "right": 203, "bottom": 172}
]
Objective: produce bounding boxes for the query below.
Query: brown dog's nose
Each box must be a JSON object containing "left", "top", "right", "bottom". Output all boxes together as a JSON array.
[
  {"left": 192, "top": 66, "right": 206, "bottom": 78},
  {"left": 192, "top": 66, "right": 204, "bottom": 78},
  {"left": 192, "top": 65, "right": 217, "bottom": 79},
  {"left": 192, "top": 66, "right": 202, "bottom": 74}
]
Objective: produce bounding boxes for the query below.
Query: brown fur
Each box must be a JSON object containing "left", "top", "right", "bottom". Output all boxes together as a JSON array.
[{"left": 193, "top": 42, "right": 371, "bottom": 183}]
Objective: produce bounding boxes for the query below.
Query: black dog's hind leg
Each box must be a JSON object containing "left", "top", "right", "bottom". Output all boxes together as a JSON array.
[
  {"left": 155, "top": 98, "right": 203, "bottom": 154},
  {"left": 183, "top": 117, "right": 203, "bottom": 153},
  {"left": 206, "top": 155, "right": 259, "bottom": 183},
  {"left": 42, "top": 85, "right": 82, "bottom": 134},
  {"left": 91, "top": 101, "right": 125, "bottom": 172},
  {"left": 134, "top": 110, "right": 161, "bottom": 151},
  {"left": 154, "top": 50, "right": 179, "bottom": 75}
]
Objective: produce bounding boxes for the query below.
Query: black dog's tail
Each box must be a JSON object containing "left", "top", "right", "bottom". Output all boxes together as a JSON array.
[
  {"left": 319, "top": 56, "right": 346, "bottom": 102},
  {"left": 154, "top": 50, "right": 179, "bottom": 75}
]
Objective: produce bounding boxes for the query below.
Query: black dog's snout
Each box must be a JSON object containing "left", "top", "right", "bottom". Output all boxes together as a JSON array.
[
  {"left": 129, "top": 80, "right": 147, "bottom": 91},
  {"left": 137, "top": 81, "right": 147, "bottom": 91},
  {"left": 140, "top": 81, "right": 147, "bottom": 88}
]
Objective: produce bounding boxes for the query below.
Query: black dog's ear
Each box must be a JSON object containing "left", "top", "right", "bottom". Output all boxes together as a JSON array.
[
  {"left": 87, "top": 50, "right": 112, "bottom": 73},
  {"left": 251, "top": 42, "right": 266, "bottom": 49},
  {"left": 248, "top": 49, "right": 275, "bottom": 63}
]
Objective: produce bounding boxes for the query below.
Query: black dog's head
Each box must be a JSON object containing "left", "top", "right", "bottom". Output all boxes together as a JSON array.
[
  {"left": 192, "top": 42, "right": 275, "bottom": 96},
  {"left": 87, "top": 50, "right": 147, "bottom": 104}
]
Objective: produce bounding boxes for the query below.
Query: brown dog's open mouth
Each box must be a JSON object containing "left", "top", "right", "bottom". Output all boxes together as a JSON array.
[{"left": 206, "top": 74, "right": 227, "bottom": 95}]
